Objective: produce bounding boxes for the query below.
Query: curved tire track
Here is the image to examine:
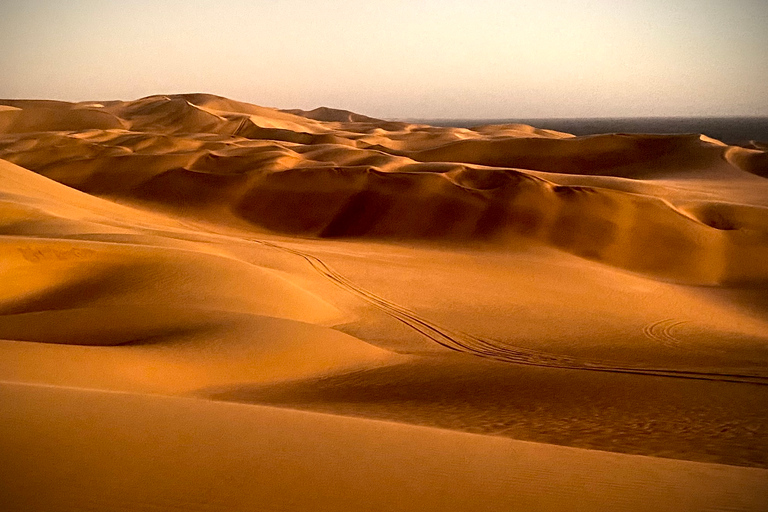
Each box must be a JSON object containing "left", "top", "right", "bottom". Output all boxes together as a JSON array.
[
  {"left": 252, "top": 239, "right": 768, "bottom": 386},
  {"left": 642, "top": 319, "right": 689, "bottom": 348}
]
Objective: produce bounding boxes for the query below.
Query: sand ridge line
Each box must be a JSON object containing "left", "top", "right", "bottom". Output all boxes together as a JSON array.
[
  {"left": 0, "top": 379, "right": 160, "bottom": 395},
  {"left": 250, "top": 239, "right": 768, "bottom": 386}
]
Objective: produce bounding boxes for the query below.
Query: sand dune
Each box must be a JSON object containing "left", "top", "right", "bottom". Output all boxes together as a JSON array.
[
  {"left": 282, "top": 105, "right": 385, "bottom": 123},
  {"left": 4, "top": 382, "right": 767, "bottom": 512},
  {"left": 2, "top": 94, "right": 767, "bottom": 285},
  {"left": 2, "top": 94, "right": 768, "bottom": 510}
]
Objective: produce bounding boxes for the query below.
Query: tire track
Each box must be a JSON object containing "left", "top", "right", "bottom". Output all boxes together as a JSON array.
[
  {"left": 642, "top": 319, "right": 689, "bottom": 348},
  {"left": 251, "top": 239, "right": 768, "bottom": 386}
]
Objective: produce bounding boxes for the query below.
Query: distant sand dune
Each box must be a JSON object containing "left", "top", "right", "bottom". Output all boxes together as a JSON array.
[{"left": 2, "top": 94, "right": 767, "bottom": 285}]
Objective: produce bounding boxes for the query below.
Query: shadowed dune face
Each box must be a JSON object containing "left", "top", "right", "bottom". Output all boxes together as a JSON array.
[{"left": 2, "top": 95, "right": 768, "bottom": 284}]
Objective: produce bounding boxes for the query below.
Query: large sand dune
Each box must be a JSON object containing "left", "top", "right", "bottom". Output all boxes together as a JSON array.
[{"left": 1, "top": 94, "right": 767, "bottom": 510}]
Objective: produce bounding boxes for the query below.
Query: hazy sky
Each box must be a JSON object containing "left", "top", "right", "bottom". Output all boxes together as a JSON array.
[{"left": 1, "top": 0, "right": 766, "bottom": 118}]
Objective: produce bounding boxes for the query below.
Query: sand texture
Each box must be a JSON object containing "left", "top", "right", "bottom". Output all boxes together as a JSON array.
[{"left": 1, "top": 94, "right": 767, "bottom": 511}]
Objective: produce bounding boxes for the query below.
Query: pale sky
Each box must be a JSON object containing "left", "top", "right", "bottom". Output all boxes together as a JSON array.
[{"left": 1, "top": 0, "right": 766, "bottom": 118}]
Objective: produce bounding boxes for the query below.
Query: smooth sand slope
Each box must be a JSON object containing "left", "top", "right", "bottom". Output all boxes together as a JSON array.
[
  {"left": 1, "top": 94, "right": 768, "bottom": 510},
  {"left": 4, "top": 382, "right": 768, "bottom": 512}
]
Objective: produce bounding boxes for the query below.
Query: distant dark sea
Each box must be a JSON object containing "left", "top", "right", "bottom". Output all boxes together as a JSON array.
[{"left": 412, "top": 117, "right": 768, "bottom": 146}]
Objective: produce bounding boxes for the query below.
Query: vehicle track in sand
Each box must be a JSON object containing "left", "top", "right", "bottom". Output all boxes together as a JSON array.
[
  {"left": 251, "top": 239, "right": 768, "bottom": 386},
  {"left": 642, "top": 319, "right": 689, "bottom": 348}
]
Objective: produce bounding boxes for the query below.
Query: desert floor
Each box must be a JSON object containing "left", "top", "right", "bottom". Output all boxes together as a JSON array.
[{"left": 1, "top": 95, "right": 768, "bottom": 511}]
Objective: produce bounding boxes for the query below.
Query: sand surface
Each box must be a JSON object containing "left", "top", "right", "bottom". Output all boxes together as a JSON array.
[{"left": 1, "top": 94, "right": 767, "bottom": 510}]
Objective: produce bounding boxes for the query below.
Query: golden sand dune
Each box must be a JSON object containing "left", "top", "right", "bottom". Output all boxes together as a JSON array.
[
  {"left": 1, "top": 94, "right": 768, "bottom": 510},
  {"left": 3, "top": 383, "right": 767, "bottom": 512},
  {"left": 2, "top": 94, "right": 767, "bottom": 286}
]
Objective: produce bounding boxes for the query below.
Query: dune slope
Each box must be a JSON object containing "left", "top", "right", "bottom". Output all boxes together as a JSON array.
[{"left": 3, "top": 382, "right": 767, "bottom": 512}]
